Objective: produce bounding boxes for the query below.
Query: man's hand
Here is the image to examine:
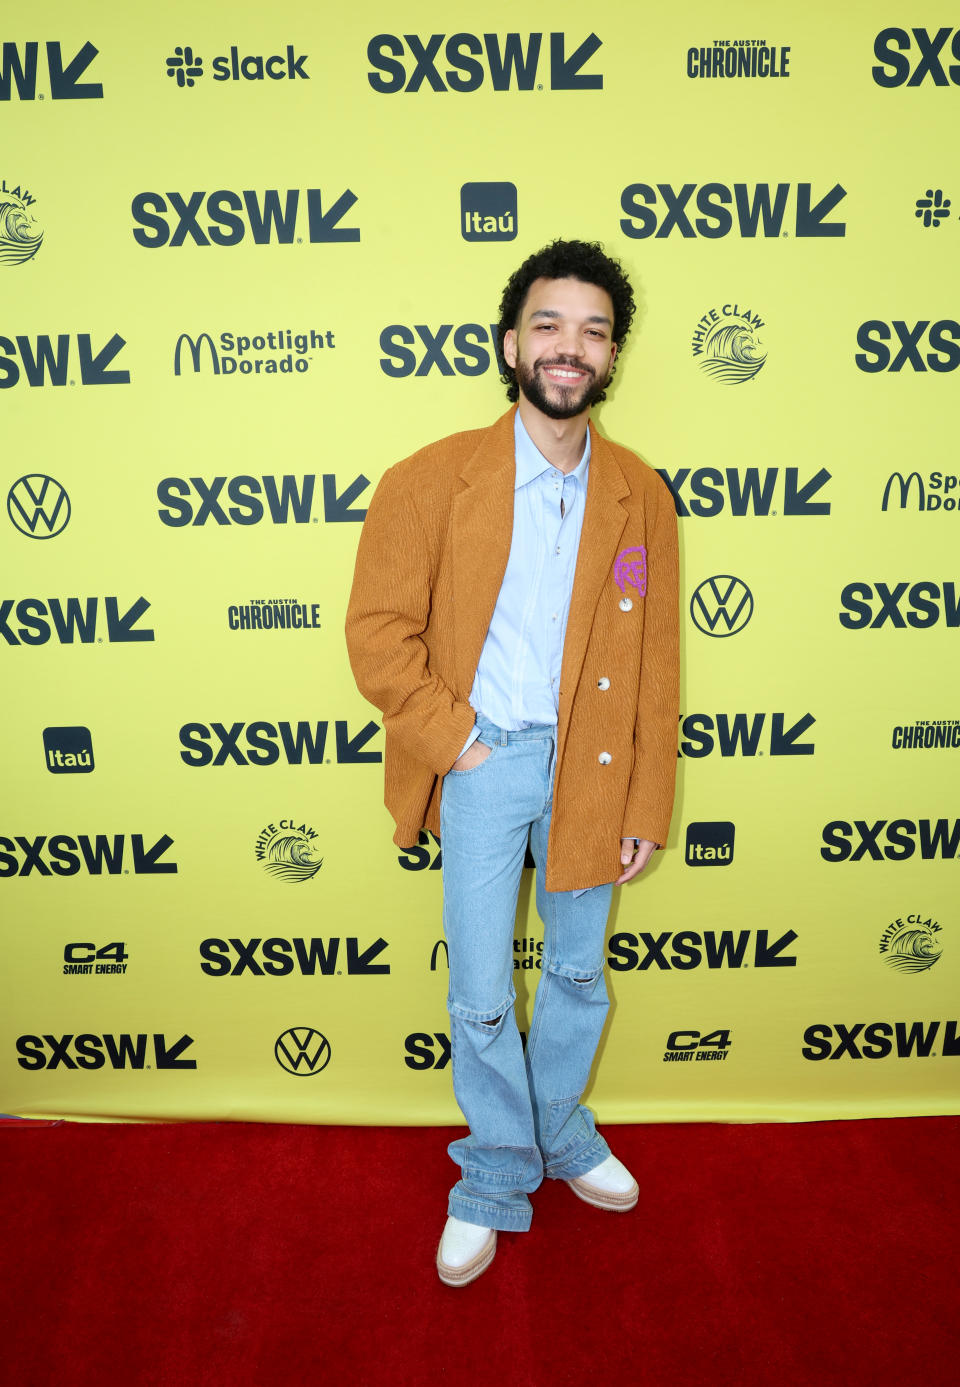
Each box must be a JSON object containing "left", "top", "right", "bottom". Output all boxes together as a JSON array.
[
  {"left": 616, "top": 838, "right": 658, "bottom": 885},
  {"left": 450, "top": 741, "right": 492, "bottom": 773}
]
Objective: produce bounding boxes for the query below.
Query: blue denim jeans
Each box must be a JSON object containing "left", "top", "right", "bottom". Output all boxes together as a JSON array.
[{"left": 439, "top": 715, "right": 613, "bottom": 1232}]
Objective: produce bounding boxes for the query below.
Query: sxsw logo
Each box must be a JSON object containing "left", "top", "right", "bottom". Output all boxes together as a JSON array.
[
  {"left": 678, "top": 713, "right": 815, "bottom": 758},
  {"left": 461, "top": 182, "right": 517, "bottom": 241},
  {"left": 368, "top": 32, "right": 602, "bottom": 92},
  {"left": 166, "top": 44, "right": 308, "bottom": 87},
  {"left": 404, "top": 1032, "right": 452, "bottom": 1069},
  {"left": 131, "top": 189, "right": 359, "bottom": 246},
  {"left": 872, "top": 28, "right": 960, "bottom": 86},
  {"left": 16, "top": 1034, "right": 195, "bottom": 1070},
  {"left": 0, "top": 597, "right": 154, "bottom": 646},
  {"left": 179, "top": 720, "right": 382, "bottom": 766},
  {"left": 157, "top": 474, "right": 368, "bottom": 525},
  {"left": 802, "top": 1021, "right": 960, "bottom": 1060},
  {"left": 855, "top": 320, "right": 960, "bottom": 372},
  {"left": 0, "top": 334, "right": 129, "bottom": 387},
  {"left": 0, "top": 41, "right": 102, "bottom": 100},
  {"left": 43, "top": 726, "right": 94, "bottom": 774},
  {"left": 199, "top": 937, "right": 389, "bottom": 976},
  {"left": 839, "top": 582, "right": 960, "bottom": 629},
  {"left": 882, "top": 471, "right": 959, "bottom": 512},
  {"left": 0, "top": 834, "right": 178, "bottom": 877},
  {"left": 379, "top": 323, "right": 505, "bottom": 377},
  {"left": 657, "top": 466, "right": 830, "bottom": 517},
  {"left": 608, "top": 929, "right": 797, "bottom": 971},
  {"left": 620, "top": 182, "right": 846, "bottom": 239},
  {"left": 820, "top": 819, "right": 960, "bottom": 862},
  {"left": 685, "top": 821, "right": 735, "bottom": 866}
]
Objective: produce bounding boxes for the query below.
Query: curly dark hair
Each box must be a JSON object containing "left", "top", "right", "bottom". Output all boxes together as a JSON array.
[{"left": 496, "top": 239, "right": 636, "bottom": 403}]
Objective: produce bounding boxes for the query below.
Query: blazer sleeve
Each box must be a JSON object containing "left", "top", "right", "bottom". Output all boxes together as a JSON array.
[
  {"left": 621, "top": 475, "right": 680, "bottom": 847},
  {"left": 344, "top": 462, "right": 476, "bottom": 777}
]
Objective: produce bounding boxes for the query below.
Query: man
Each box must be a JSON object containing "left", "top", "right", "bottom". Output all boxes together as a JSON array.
[{"left": 346, "top": 239, "right": 679, "bottom": 1286}]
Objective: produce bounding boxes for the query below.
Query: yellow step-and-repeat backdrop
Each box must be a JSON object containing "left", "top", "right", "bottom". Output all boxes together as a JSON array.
[{"left": 3, "top": 0, "right": 958, "bottom": 1124}]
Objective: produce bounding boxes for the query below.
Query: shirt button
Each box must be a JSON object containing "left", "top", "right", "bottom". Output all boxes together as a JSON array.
[
  {"left": 598, "top": 751, "right": 612, "bottom": 765},
  {"left": 597, "top": 677, "right": 610, "bottom": 691},
  {"left": 619, "top": 597, "right": 633, "bottom": 612}
]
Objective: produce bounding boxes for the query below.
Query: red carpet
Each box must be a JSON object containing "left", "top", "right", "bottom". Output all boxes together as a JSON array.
[{"left": 2, "top": 1117, "right": 957, "bottom": 1386}]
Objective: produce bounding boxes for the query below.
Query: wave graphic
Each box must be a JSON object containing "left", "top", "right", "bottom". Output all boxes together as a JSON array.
[
  {"left": 262, "top": 834, "right": 324, "bottom": 883},
  {"left": 0, "top": 200, "right": 43, "bottom": 266},
  {"left": 885, "top": 929, "right": 942, "bottom": 974},
  {"left": 699, "top": 324, "right": 766, "bottom": 384}
]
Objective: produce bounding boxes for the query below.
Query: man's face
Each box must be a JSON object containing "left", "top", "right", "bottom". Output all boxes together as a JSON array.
[{"left": 503, "top": 276, "right": 618, "bottom": 421}]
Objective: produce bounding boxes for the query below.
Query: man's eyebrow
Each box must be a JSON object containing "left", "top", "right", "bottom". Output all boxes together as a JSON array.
[{"left": 528, "top": 309, "right": 613, "bottom": 326}]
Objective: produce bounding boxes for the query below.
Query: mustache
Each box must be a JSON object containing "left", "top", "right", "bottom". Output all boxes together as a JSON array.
[{"left": 534, "top": 355, "right": 596, "bottom": 381}]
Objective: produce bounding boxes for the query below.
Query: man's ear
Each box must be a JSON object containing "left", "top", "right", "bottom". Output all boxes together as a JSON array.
[{"left": 503, "top": 328, "right": 518, "bottom": 369}]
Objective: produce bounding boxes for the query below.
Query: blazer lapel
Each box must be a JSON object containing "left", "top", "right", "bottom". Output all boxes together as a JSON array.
[
  {"left": 557, "top": 424, "right": 629, "bottom": 759},
  {"left": 450, "top": 408, "right": 517, "bottom": 696}
]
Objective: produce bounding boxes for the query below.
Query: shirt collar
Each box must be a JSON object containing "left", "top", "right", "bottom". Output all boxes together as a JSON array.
[{"left": 514, "top": 410, "right": 591, "bottom": 490}]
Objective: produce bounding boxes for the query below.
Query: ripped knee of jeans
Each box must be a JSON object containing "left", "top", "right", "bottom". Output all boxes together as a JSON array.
[
  {"left": 545, "top": 961, "right": 605, "bottom": 990},
  {"left": 449, "top": 994, "right": 515, "bottom": 1032}
]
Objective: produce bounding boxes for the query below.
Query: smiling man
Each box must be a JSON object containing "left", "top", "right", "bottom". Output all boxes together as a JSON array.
[{"left": 346, "top": 239, "right": 679, "bottom": 1286}]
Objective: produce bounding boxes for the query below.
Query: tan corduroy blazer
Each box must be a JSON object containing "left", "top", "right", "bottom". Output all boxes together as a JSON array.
[{"left": 345, "top": 406, "right": 679, "bottom": 892}]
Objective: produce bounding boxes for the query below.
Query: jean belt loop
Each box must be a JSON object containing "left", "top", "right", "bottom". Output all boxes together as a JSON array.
[{"left": 500, "top": 726, "right": 508, "bottom": 747}]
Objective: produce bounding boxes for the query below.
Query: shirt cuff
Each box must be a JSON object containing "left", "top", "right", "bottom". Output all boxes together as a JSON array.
[{"left": 455, "top": 723, "right": 481, "bottom": 763}]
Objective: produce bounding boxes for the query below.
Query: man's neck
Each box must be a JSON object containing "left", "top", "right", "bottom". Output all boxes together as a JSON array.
[{"left": 516, "top": 397, "right": 590, "bottom": 475}]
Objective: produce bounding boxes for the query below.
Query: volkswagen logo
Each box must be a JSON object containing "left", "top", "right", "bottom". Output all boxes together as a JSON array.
[
  {"left": 690, "top": 575, "right": 754, "bottom": 637},
  {"left": 274, "top": 1026, "right": 331, "bottom": 1075},
  {"left": 7, "top": 474, "right": 71, "bottom": 538}
]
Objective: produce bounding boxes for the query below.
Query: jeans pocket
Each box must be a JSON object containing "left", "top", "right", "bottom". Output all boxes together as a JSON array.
[{"left": 447, "top": 742, "right": 496, "bottom": 776}]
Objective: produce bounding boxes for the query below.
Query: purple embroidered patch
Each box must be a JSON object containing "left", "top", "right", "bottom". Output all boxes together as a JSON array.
[{"left": 614, "top": 546, "right": 647, "bottom": 597}]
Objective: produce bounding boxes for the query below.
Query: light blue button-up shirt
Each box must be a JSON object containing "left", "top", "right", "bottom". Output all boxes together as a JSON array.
[{"left": 465, "top": 412, "right": 590, "bottom": 742}]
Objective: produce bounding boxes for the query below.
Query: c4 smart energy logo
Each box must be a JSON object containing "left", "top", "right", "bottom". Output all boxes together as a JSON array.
[
  {"left": 0, "top": 41, "right": 103, "bottom": 101},
  {"left": 7, "top": 475, "right": 70, "bottom": 538},
  {"left": 461, "top": 182, "right": 517, "bottom": 241},
  {"left": 43, "top": 726, "right": 94, "bottom": 774},
  {"left": 0, "top": 179, "right": 42, "bottom": 265},
  {"left": 692, "top": 305, "right": 766, "bottom": 383},
  {"left": 254, "top": 820, "right": 323, "bottom": 883},
  {"left": 690, "top": 576, "right": 754, "bottom": 636},
  {"left": 367, "top": 32, "right": 602, "bottom": 92},
  {"left": 872, "top": 28, "right": 960, "bottom": 87},
  {"left": 663, "top": 1029, "right": 732, "bottom": 1062},
  {"left": 62, "top": 942, "right": 128, "bottom": 976},
  {"left": 879, "top": 914, "right": 942, "bottom": 973},
  {"left": 166, "top": 43, "right": 309, "bottom": 86},
  {"left": 275, "top": 1028, "right": 330, "bottom": 1075}
]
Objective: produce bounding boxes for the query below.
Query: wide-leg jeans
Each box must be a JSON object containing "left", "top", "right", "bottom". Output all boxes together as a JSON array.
[{"left": 440, "top": 715, "right": 613, "bottom": 1232}]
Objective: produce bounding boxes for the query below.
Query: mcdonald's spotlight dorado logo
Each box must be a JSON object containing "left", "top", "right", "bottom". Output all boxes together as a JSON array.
[
  {"left": 7, "top": 475, "right": 70, "bottom": 538},
  {"left": 275, "top": 1027, "right": 331, "bottom": 1075},
  {"left": 174, "top": 329, "right": 330, "bottom": 378},
  {"left": 691, "top": 304, "right": 766, "bottom": 384},
  {"left": 882, "top": 470, "right": 959, "bottom": 513},
  {"left": 690, "top": 576, "right": 754, "bottom": 637}
]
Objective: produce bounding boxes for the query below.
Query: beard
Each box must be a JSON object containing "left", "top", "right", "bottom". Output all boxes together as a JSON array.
[{"left": 514, "top": 352, "right": 609, "bottom": 420}]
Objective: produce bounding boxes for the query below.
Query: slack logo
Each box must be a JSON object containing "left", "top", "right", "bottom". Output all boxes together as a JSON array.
[
  {"left": 461, "top": 182, "right": 517, "bottom": 241},
  {"left": 43, "top": 726, "right": 94, "bottom": 774},
  {"left": 685, "top": 821, "right": 735, "bottom": 866}
]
